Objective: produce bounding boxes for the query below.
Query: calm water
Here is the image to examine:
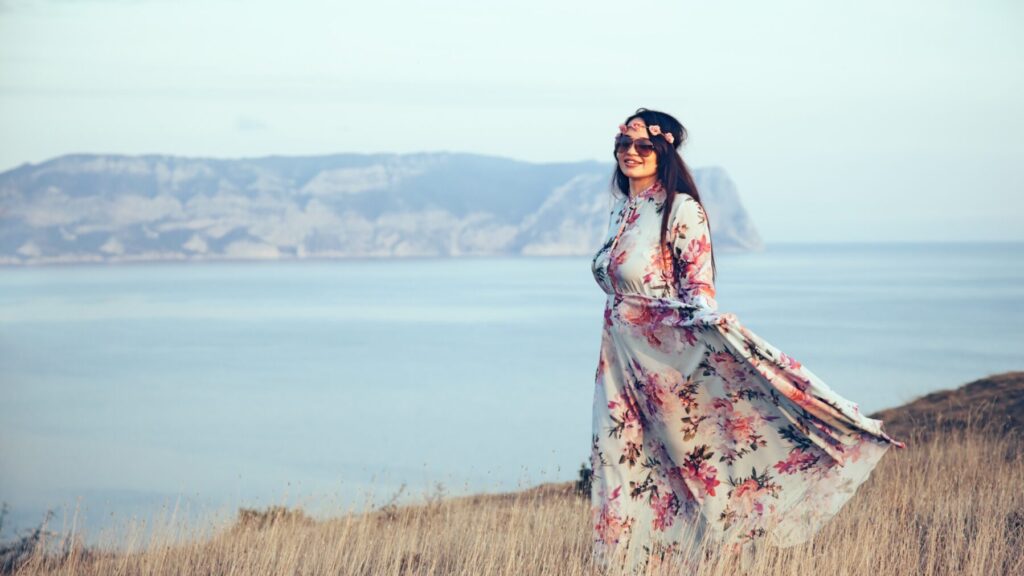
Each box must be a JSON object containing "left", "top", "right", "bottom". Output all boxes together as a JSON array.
[{"left": 1, "top": 242, "right": 1022, "bottom": 542}]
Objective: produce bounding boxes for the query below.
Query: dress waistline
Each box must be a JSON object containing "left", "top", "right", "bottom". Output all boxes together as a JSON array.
[{"left": 605, "top": 291, "right": 731, "bottom": 329}]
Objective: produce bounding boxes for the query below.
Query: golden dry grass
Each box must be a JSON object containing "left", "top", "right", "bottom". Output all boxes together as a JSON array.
[{"left": 8, "top": 412, "right": 1023, "bottom": 576}]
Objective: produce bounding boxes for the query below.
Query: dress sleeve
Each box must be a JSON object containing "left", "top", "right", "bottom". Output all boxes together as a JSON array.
[{"left": 670, "top": 195, "right": 719, "bottom": 311}]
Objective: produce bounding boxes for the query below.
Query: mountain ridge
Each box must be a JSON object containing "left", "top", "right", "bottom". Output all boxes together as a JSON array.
[{"left": 0, "top": 152, "right": 764, "bottom": 265}]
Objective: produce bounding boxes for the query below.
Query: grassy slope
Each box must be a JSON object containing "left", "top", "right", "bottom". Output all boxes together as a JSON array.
[
  {"left": 867, "top": 371, "right": 1024, "bottom": 442},
  {"left": 8, "top": 372, "right": 1024, "bottom": 576}
]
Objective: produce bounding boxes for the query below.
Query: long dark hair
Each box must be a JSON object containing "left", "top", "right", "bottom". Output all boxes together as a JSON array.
[{"left": 611, "top": 107, "right": 718, "bottom": 284}]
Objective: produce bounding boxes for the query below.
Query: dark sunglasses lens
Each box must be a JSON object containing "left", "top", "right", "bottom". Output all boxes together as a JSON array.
[
  {"left": 614, "top": 135, "right": 632, "bottom": 153},
  {"left": 634, "top": 139, "right": 655, "bottom": 157}
]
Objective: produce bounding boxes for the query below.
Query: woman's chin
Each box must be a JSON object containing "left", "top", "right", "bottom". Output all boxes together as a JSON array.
[{"left": 622, "top": 169, "right": 651, "bottom": 180}]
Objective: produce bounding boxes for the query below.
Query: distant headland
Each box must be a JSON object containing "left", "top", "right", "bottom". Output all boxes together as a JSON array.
[{"left": 0, "top": 152, "right": 764, "bottom": 265}]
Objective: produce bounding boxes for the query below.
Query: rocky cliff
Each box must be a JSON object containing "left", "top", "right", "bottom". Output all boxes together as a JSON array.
[{"left": 0, "top": 152, "right": 763, "bottom": 265}]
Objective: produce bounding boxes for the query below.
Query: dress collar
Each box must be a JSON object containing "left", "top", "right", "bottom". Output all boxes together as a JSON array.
[{"left": 628, "top": 179, "right": 665, "bottom": 202}]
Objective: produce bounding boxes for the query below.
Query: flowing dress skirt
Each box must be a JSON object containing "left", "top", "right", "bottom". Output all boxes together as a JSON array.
[{"left": 590, "top": 292, "right": 905, "bottom": 573}]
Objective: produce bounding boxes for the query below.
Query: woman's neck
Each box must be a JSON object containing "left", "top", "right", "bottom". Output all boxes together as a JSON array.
[{"left": 629, "top": 176, "right": 658, "bottom": 197}]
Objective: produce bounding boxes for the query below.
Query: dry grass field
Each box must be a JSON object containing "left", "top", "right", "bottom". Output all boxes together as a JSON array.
[{"left": 4, "top": 372, "right": 1023, "bottom": 576}]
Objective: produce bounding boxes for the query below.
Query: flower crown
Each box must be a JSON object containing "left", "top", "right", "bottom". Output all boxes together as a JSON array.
[{"left": 618, "top": 121, "right": 675, "bottom": 144}]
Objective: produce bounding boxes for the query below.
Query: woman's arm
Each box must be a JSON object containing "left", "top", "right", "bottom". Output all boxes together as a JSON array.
[{"left": 670, "top": 195, "right": 719, "bottom": 311}]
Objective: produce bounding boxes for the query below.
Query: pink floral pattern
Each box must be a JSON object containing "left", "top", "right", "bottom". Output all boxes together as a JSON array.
[{"left": 589, "top": 180, "right": 905, "bottom": 573}]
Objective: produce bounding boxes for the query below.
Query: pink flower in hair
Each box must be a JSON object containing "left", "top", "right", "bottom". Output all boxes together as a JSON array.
[
  {"left": 648, "top": 124, "right": 675, "bottom": 144},
  {"left": 618, "top": 124, "right": 628, "bottom": 134}
]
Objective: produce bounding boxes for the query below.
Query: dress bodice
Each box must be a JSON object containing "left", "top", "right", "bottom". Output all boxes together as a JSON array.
[{"left": 591, "top": 180, "right": 719, "bottom": 313}]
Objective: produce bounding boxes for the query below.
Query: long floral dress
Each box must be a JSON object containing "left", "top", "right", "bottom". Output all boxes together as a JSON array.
[{"left": 589, "top": 179, "right": 905, "bottom": 573}]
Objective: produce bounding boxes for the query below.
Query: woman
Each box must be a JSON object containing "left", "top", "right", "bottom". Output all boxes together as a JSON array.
[{"left": 589, "top": 108, "right": 906, "bottom": 573}]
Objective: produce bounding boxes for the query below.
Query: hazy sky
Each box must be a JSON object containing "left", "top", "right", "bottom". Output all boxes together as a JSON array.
[{"left": 1, "top": 0, "right": 1021, "bottom": 241}]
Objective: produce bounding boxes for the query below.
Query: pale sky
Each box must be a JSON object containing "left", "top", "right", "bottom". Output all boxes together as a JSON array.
[{"left": 1, "top": 0, "right": 1021, "bottom": 242}]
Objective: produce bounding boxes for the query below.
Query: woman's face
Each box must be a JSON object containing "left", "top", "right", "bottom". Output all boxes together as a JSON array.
[{"left": 616, "top": 118, "right": 658, "bottom": 181}]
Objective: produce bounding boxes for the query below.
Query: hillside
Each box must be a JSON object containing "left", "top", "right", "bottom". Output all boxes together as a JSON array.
[
  {"left": 0, "top": 152, "right": 764, "bottom": 265},
  {"left": 867, "top": 371, "right": 1024, "bottom": 443},
  {"left": 3, "top": 371, "right": 1022, "bottom": 575}
]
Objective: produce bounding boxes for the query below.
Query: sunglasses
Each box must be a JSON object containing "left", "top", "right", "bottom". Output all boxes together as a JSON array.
[{"left": 614, "top": 134, "right": 656, "bottom": 157}]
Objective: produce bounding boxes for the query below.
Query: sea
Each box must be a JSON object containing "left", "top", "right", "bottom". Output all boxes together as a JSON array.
[{"left": 1, "top": 242, "right": 1022, "bottom": 544}]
